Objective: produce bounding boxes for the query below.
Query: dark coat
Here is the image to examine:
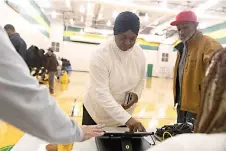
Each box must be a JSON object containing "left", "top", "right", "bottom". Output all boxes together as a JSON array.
[
  {"left": 26, "top": 46, "right": 41, "bottom": 68},
  {"left": 46, "top": 54, "right": 58, "bottom": 72},
  {"left": 10, "top": 33, "right": 27, "bottom": 60}
]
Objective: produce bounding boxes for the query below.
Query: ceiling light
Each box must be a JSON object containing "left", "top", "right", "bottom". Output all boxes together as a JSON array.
[
  {"left": 161, "top": 0, "right": 167, "bottom": 8},
  {"left": 112, "top": 11, "right": 119, "bottom": 18},
  {"left": 80, "top": 16, "right": 84, "bottom": 22},
  {"left": 107, "top": 20, "right": 111, "bottom": 26},
  {"left": 144, "top": 13, "right": 149, "bottom": 22},
  {"left": 51, "top": 11, "right": 57, "bottom": 19},
  {"left": 80, "top": 5, "right": 85, "bottom": 13},
  {"left": 80, "top": 29, "right": 84, "bottom": 35},
  {"left": 66, "top": 0, "right": 71, "bottom": 8},
  {"left": 87, "top": 3, "right": 93, "bottom": 15},
  {"left": 98, "top": 14, "right": 103, "bottom": 20},
  {"left": 87, "top": 3, "right": 92, "bottom": 10},
  {"left": 70, "top": 19, "right": 74, "bottom": 25}
]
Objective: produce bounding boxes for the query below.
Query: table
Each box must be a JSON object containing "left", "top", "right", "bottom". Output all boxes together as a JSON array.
[{"left": 11, "top": 127, "right": 157, "bottom": 151}]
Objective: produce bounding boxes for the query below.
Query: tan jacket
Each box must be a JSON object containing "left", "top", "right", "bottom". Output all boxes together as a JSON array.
[{"left": 173, "top": 32, "right": 222, "bottom": 114}]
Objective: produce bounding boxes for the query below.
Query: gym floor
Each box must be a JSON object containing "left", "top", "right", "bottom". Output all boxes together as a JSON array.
[{"left": 0, "top": 72, "right": 176, "bottom": 150}]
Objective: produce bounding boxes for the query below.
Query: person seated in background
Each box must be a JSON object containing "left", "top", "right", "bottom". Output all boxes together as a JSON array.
[
  {"left": 4, "top": 24, "right": 27, "bottom": 60},
  {"left": 26, "top": 45, "right": 40, "bottom": 72},
  {"left": 61, "top": 58, "right": 72, "bottom": 77},
  {"left": 46, "top": 48, "right": 58, "bottom": 94},
  {"left": 83, "top": 11, "right": 146, "bottom": 132},
  {"left": 172, "top": 10, "right": 222, "bottom": 124},
  {"left": 148, "top": 48, "right": 226, "bottom": 151},
  {"left": 26, "top": 46, "right": 47, "bottom": 80}
]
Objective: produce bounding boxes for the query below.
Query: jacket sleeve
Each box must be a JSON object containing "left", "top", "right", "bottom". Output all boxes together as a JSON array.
[
  {"left": 89, "top": 53, "right": 132, "bottom": 125},
  {"left": 203, "top": 39, "right": 222, "bottom": 70},
  {"left": 10, "top": 37, "right": 26, "bottom": 59},
  {"left": 0, "top": 28, "right": 83, "bottom": 144},
  {"left": 131, "top": 54, "right": 146, "bottom": 100}
]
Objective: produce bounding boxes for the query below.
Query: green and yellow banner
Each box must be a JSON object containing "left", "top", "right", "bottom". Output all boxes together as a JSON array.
[{"left": 63, "top": 26, "right": 160, "bottom": 50}]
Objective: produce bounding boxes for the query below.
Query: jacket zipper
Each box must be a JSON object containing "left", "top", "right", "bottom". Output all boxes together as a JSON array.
[
  {"left": 181, "top": 43, "right": 187, "bottom": 104},
  {"left": 184, "top": 44, "right": 190, "bottom": 70},
  {"left": 174, "top": 52, "right": 181, "bottom": 103}
]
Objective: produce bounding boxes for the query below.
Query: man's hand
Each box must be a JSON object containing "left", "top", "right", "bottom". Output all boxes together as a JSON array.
[
  {"left": 81, "top": 124, "right": 105, "bottom": 141},
  {"left": 122, "top": 92, "right": 138, "bottom": 110},
  {"left": 125, "top": 117, "right": 146, "bottom": 132},
  {"left": 45, "top": 125, "right": 105, "bottom": 151}
]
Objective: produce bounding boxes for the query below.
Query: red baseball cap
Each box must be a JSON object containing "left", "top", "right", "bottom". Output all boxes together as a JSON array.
[{"left": 171, "top": 10, "right": 198, "bottom": 26}]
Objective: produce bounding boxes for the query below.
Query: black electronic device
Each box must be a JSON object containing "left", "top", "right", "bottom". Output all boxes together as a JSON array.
[
  {"left": 124, "top": 93, "right": 132, "bottom": 105},
  {"left": 95, "top": 132, "right": 155, "bottom": 151}
]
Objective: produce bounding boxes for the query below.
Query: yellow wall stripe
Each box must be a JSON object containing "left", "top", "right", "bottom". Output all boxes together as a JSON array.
[
  {"left": 204, "top": 28, "right": 226, "bottom": 39},
  {"left": 64, "top": 31, "right": 160, "bottom": 46}
]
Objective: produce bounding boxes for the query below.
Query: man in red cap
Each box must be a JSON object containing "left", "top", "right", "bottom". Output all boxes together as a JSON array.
[{"left": 171, "top": 10, "right": 222, "bottom": 123}]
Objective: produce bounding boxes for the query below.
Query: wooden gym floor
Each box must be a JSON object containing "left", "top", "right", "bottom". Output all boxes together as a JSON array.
[{"left": 0, "top": 72, "right": 176, "bottom": 150}]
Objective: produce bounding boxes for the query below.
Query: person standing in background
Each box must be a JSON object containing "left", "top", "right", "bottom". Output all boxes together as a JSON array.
[
  {"left": 83, "top": 11, "right": 146, "bottom": 132},
  {"left": 4, "top": 24, "right": 27, "bottom": 60},
  {"left": 46, "top": 48, "right": 58, "bottom": 94},
  {"left": 171, "top": 10, "right": 222, "bottom": 123}
]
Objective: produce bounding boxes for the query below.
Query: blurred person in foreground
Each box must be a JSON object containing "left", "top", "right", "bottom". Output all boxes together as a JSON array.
[
  {"left": 4, "top": 24, "right": 27, "bottom": 60},
  {"left": 148, "top": 48, "right": 226, "bottom": 151},
  {"left": 83, "top": 11, "right": 146, "bottom": 132},
  {"left": 0, "top": 27, "right": 104, "bottom": 144},
  {"left": 172, "top": 10, "right": 222, "bottom": 123}
]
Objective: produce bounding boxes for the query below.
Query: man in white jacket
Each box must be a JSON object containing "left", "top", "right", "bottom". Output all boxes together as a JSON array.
[
  {"left": 83, "top": 11, "right": 146, "bottom": 132},
  {"left": 0, "top": 27, "right": 104, "bottom": 144}
]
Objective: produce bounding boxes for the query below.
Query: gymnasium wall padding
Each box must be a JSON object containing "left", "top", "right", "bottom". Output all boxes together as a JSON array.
[{"left": 147, "top": 64, "right": 153, "bottom": 77}]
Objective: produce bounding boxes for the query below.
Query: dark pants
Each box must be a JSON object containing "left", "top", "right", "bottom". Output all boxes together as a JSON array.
[
  {"left": 48, "top": 71, "right": 55, "bottom": 93},
  {"left": 177, "top": 105, "right": 196, "bottom": 124},
  {"left": 82, "top": 105, "right": 97, "bottom": 125}
]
